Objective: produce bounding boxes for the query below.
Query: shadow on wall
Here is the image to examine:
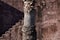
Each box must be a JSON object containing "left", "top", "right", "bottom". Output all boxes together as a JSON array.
[{"left": 0, "top": 1, "right": 24, "bottom": 36}]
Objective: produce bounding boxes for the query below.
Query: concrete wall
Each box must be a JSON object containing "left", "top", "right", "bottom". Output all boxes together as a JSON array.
[{"left": 0, "top": 0, "right": 60, "bottom": 40}]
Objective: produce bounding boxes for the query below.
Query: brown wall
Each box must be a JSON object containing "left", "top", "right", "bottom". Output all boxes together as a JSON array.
[{"left": 0, "top": 0, "right": 60, "bottom": 40}]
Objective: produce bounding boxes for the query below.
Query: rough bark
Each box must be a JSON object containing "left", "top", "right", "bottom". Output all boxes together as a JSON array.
[{"left": 22, "top": 0, "right": 36, "bottom": 40}]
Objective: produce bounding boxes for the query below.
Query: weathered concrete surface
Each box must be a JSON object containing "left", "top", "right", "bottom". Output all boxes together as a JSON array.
[
  {"left": 0, "top": 0, "right": 60, "bottom": 40},
  {"left": 1, "top": 0, "right": 23, "bottom": 12},
  {"left": 36, "top": 0, "right": 60, "bottom": 40}
]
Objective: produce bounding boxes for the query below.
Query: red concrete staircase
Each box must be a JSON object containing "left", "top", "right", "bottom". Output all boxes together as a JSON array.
[{"left": 0, "top": 20, "right": 23, "bottom": 40}]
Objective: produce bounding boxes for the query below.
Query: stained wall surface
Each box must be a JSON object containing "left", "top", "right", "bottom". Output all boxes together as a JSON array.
[{"left": 0, "top": 0, "right": 60, "bottom": 40}]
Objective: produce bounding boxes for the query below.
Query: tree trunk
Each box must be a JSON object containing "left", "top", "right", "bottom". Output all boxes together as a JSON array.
[{"left": 22, "top": 0, "right": 36, "bottom": 40}]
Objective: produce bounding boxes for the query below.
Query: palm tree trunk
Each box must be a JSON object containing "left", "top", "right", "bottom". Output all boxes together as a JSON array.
[{"left": 22, "top": 0, "right": 36, "bottom": 40}]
